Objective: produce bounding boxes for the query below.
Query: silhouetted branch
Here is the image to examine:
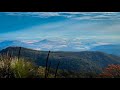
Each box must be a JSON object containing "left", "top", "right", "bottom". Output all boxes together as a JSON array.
[
  {"left": 54, "top": 61, "right": 60, "bottom": 78},
  {"left": 18, "top": 47, "right": 21, "bottom": 60},
  {"left": 47, "top": 61, "right": 51, "bottom": 77},
  {"left": 45, "top": 51, "right": 50, "bottom": 78}
]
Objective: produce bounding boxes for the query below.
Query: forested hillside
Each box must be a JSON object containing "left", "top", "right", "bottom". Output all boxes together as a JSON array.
[{"left": 1, "top": 47, "right": 120, "bottom": 73}]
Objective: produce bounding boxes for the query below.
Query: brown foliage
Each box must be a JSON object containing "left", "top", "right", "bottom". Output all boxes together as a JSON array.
[{"left": 99, "top": 64, "right": 120, "bottom": 78}]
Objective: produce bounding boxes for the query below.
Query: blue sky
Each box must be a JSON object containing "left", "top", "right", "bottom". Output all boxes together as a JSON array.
[{"left": 0, "top": 12, "right": 120, "bottom": 51}]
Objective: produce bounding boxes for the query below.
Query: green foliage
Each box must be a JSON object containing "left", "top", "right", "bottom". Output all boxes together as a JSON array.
[
  {"left": 0, "top": 55, "right": 99, "bottom": 78},
  {"left": 10, "top": 58, "right": 37, "bottom": 78},
  {"left": 36, "top": 66, "right": 54, "bottom": 78},
  {"left": 0, "top": 55, "right": 42, "bottom": 78},
  {"left": 54, "top": 70, "right": 98, "bottom": 78}
]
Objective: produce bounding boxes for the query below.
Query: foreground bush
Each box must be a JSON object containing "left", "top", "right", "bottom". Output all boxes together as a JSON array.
[
  {"left": 0, "top": 55, "right": 57, "bottom": 78},
  {"left": 0, "top": 55, "right": 14, "bottom": 78},
  {"left": 99, "top": 64, "right": 120, "bottom": 78},
  {"left": 10, "top": 58, "right": 37, "bottom": 78},
  {"left": 0, "top": 55, "right": 42, "bottom": 78}
]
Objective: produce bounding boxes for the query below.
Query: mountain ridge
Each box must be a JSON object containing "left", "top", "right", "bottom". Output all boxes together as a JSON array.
[{"left": 0, "top": 40, "right": 120, "bottom": 56}]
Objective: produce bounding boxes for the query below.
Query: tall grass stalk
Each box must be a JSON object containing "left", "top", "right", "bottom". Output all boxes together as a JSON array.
[
  {"left": 18, "top": 47, "right": 21, "bottom": 61},
  {"left": 47, "top": 61, "right": 51, "bottom": 77},
  {"left": 54, "top": 61, "right": 60, "bottom": 78},
  {"left": 45, "top": 51, "right": 50, "bottom": 78}
]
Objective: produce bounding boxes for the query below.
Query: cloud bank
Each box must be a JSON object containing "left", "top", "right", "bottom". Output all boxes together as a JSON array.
[{"left": 4, "top": 12, "right": 120, "bottom": 20}]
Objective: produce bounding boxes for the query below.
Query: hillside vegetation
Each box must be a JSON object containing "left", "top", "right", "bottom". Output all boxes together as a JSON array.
[
  {"left": 1, "top": 47, "right": 120, "bottom": 72},
  {"left": 0, "top": 47, "right": 120, "bottom": 78},
  {"left": 0, "top": 56, "right": 98, "bottom": 78}
]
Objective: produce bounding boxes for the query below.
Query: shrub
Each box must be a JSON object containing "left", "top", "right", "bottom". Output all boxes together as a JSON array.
[
  {"left": 0, "top": 54, "right": 38, "bottom": 78},
  {"left": 99, "top": 64, "right": 120, "bottom": 78},
  {"left": 0, "top": 55, "right": 55, "bottom": 78},
  {"left": 10, "top": 58, "right": 37, "bottom": 78},
  {"left": 0, "top": 54, "right": 14, "bottom": 78}
]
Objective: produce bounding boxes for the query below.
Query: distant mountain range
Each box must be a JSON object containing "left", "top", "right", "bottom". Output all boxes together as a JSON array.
[
  {"left": 91, "top": 44, "right": 120, "bottom": 56},
  {"left": 0, "top": 40, "right": 67, "bottom": 51},
  {"left": 0, "top": 40, "right": 120, "bottom": 56},
  {"left": 0, "top": 47, "right": 120, "bottom": 73}
]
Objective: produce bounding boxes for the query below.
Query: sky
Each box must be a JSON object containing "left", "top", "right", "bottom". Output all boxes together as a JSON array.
[{"left": 0, "top": 12, "right": 120, "bottom": 51}]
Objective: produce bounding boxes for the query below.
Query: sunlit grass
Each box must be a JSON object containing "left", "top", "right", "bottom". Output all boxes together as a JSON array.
[
  {"left": 0, "top": 55, "right": 46, "bottom": 78},
  {"left": 10, "top": 58, "right": 37, "bottom": 78}
]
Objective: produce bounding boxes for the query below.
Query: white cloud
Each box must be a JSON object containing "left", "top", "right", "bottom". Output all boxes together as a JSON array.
[
  {"left": 4, "top": 12, "right": 60, "bottom": 18},
  {"left": 56, "top": 45, "right": 68, "bottom": 48},
  {"left": 4, "top": 12, "right": 120, "bottom": 20},
  {"left": 74, "top": 47, "right": 88, "bottom": 51},
  {"left": 92, "top": 42, "right": 112, "bottom": 46},
  {"left": 34, "top": 48, "right": 41, "bottom": 50},
  {"left": 21, "top": 40, "right": 40, "bottom": 44}
]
